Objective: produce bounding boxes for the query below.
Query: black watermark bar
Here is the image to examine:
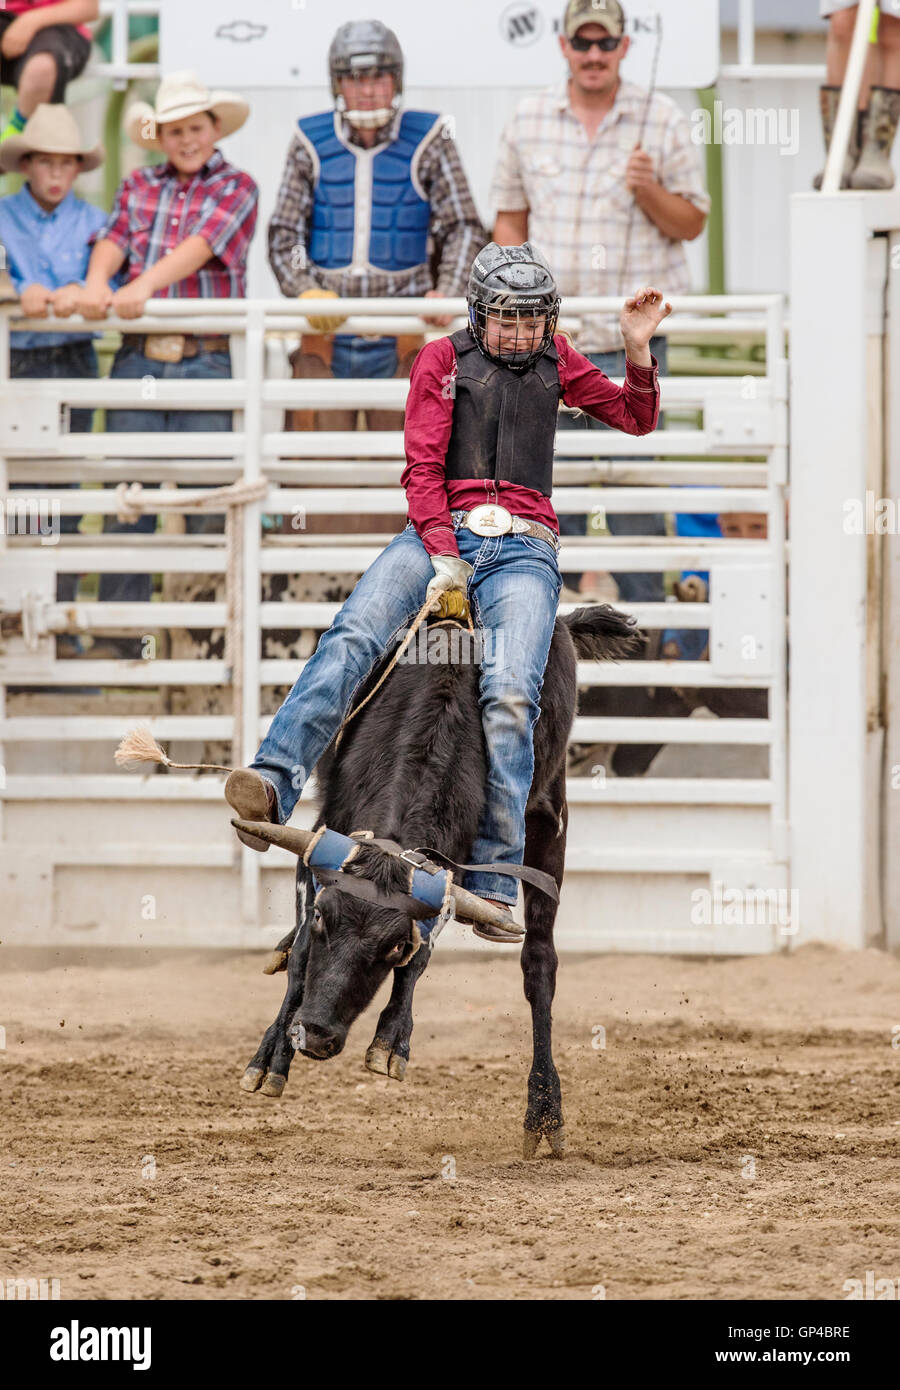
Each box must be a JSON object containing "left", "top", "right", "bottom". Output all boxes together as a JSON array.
[{"left": 5, "top": 1299, "right": 892, "bottom": 1375}]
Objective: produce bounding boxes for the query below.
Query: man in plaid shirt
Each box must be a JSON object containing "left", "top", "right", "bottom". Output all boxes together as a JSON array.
[
  {"left": 62, "top": 71, "right": 258, "bottom": 640},
  {"left": 491, "top": 0, "right": 710, "bottom": 606},
  {"left": 269, "top": 18, "right": 484, "bottom": 499}
]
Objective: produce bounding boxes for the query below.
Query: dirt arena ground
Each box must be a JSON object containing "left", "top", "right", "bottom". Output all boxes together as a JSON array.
[{"left": 2, "top": 943, "right": 899, "bottom": 1301}]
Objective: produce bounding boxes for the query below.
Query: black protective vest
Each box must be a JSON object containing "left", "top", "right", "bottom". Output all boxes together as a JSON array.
[{"left": 443, "top": 329, "right": 561, "bottom": 497}]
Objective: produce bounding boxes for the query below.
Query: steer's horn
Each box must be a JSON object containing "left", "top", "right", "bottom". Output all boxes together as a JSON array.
[
  {"left": 230, "top": 819, "right": 315, "bottom": 856},
  {"left": 449, "top": 884, "right": 520, "bottom": 930}
]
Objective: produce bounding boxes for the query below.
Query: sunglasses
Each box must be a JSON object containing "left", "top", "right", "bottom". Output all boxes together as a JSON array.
[{"left": 569, "top": 33, "right": 622, "bottom": 52}]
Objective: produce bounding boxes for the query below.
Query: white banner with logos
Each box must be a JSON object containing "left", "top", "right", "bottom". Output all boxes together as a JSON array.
[{"left": 159, "top": 0, "right": 720, "bottom": 91}]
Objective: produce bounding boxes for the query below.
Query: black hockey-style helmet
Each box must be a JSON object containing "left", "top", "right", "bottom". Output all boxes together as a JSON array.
[{"left": 467, "top": 242, "right": 560, "bottom": 371}]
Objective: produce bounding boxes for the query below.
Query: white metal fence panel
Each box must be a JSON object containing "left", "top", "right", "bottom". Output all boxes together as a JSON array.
[{"left": 0, "top": 294, "right": 788, "bottom": 952}]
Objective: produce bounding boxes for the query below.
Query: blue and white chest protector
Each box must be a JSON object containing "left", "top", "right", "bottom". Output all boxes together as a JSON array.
[{"left": 297, "top": 109, "right": 440, "bottom": 273}]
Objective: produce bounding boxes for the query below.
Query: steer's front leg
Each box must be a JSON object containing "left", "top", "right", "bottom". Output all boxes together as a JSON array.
[
  {"left": 365, "top": 936, "right": 434, "bottom": 1080},
  {"left": 521, "top": 793, "right": 567, "bottom": 1157},
  {"left": 241, "top": 862, "right": 315, "bottom": 1097}
]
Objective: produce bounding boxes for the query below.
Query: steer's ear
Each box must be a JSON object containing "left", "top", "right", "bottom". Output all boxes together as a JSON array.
[
  {"left": 384, "top": 941, "right": 409, "bottom": 966},
  {"left": 231, "top": 819, "right": 314, "bottom": 855}
]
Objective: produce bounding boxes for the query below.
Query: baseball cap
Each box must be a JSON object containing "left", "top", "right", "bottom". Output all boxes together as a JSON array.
[{"left": 563, "top": 0, "right": 625, "bottom": 40}]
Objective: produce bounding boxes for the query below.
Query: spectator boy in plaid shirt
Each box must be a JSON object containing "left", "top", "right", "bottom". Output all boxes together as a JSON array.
[{"left": 61, "top": 71, "right": 258, "bottom": 639}]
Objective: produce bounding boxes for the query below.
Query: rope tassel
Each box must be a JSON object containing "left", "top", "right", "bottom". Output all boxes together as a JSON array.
[{"left": 114, "top": 725, "right": 235, "bottom": 773}]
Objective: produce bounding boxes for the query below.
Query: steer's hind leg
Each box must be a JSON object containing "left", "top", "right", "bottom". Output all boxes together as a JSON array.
[
  {"left": 241, "top": 863, "right": 315, "bottom": 1098},
  {"left": 365, "top": 939, "right": 434, "bottom": 1081},
  {"left": 521, "top": 786, "right": 567, "bottom": 1158}
]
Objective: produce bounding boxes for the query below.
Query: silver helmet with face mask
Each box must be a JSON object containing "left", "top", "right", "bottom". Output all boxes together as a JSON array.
[
  {"left": 328, "top": 20, "right": 403, "bottom": 132},
  {"left": 467, "top": 242, "right": 561, "bottom": 372}
]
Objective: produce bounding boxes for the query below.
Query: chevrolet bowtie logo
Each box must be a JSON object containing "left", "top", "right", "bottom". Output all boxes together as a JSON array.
[{"left": 215, "top": 20, "right": 267, "bottom": 43}]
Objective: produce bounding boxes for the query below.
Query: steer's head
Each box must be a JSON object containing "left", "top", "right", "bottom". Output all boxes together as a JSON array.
[
  {"left": 297, "top": 847, "right": 424, "bottom": 1059},
  {"left": 232, "top": 819, "right": 513, "bottom": 1061}
]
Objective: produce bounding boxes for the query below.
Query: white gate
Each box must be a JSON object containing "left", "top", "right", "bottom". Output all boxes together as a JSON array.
[{"left": 0, "top": 293, "right": 789, "bottom": 951}]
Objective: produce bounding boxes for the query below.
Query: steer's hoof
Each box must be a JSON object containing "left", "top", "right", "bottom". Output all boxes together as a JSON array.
[
  {"left": 365, "top": 1041, "right": 406, "bottom": 1081},
  {"left": 523, "top": 1126, "right": 567, "bottom": 1159},
  {"left": 260, "top": 1072, "right": 286, "bottom": 1098},
  {"left": 547, "top": 1126, "right": 567, "bottom": 1158},
  {"left": 240, "top": 1066, "right": 265, "bottom": 1093},
  {"left": 523, "top": 1129, "right": 541, "bottom": 1159}
]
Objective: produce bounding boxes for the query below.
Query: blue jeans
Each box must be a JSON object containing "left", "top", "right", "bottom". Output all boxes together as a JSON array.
[
  {"left": 331, "top": 334, "right": 398, "bottom": 379},
  {"left": 10, "top": 339, "right": 96, "bottom": 611},
  {"left": 557, "top": 335, "right": 668, "bottom": 603},
  {"left": 98, "top": 343, "right": 233, "bottom": 604},
  {"left": 251, "top": 522, "right": 562, "bottom": 903}
]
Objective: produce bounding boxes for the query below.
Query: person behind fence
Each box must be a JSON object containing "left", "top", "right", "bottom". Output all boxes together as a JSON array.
[
  {"left": 0, "top": 103, "right": 107, "bottom": 656},
  {"left": 815, "top": 2, "right": 900, "bottom": 190},
  {"left": 224, "top": 243, "right": 669, "bottom": 940},
  {"left": 61, "top": 71, "right": 258, "bottom": 652},
  {"left": 489, "top": 0, "right": 709, "bottom": 603},
  {"left": 0, "top": 0, "right": 97, "bottom": 145},
  {"left": 268, "top": 18, "right": 484, "bottom": 535}
]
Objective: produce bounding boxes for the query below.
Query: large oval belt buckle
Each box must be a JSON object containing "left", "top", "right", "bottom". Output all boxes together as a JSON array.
[{"left": 466, "top": 503, "right": 513, "bottom": 537}]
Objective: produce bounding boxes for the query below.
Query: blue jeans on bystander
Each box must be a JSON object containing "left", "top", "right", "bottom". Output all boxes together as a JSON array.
[
  {"left": 98, "top": 343, "right": 233, "bottom": 605},
  {"left": 330, "top": 334, "right": 398, "bottom": 379}
]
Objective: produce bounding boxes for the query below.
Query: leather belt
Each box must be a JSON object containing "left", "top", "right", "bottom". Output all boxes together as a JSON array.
[
  {"left": 124, "top": 333, "right": 230, "bottom": 358},
  {"left": 451, "top": 505, "right": 560, "bottom": 553}
]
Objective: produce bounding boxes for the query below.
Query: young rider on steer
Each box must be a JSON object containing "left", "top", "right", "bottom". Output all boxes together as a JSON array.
[{"left": 225, "top": 242, "right": 670, "bottom": 941}]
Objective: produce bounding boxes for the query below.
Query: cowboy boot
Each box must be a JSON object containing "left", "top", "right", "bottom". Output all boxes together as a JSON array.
[
  {"left": 454, "top": 898, "right": 525, "bottom": 943},
  {"left": 850, "top": 86, "right": 900, "bottom": 189},
  {"left": 225, "top": 768, "right": 279, "bottom": 851},
  {"left": 813, "top": 86, "right": 862, "bottom": 189}
]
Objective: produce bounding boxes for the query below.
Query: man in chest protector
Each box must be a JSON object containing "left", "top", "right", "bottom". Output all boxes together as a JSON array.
[{"left": 269, "top": 19, "right": 484, "bottom": 537}]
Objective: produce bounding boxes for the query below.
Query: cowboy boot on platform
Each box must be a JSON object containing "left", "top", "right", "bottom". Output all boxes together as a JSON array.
[
  {"left": 850, "top": 85, "right": 900, "bottom": 189},
  {"left": 813, "top": 85, "right": 863, "bottom": 189}
]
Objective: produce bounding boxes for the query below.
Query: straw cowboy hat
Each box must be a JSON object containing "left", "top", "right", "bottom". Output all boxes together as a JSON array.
[
  {"left": 125, "top": 71, "right": 249, "bottom": 150},
  {"left": 0, "top": 103, "right": 104, "bottom": 174}
]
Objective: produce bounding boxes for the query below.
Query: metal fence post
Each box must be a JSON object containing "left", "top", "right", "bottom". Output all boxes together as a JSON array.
[
  {"left": 789, "top": 192, "right": 890, "bottom": 946},
  {"left": 240, "top": 303, "right": 264, "bottom": 931},
  {"left": 884, "top": 228, "right": 900, "bottom": 949},
  {"left": 765, "top": 295, "right": 790, "bottom": 877}
]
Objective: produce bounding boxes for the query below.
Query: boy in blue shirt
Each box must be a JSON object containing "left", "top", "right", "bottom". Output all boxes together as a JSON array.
[{"left": 0, "top": 102, "right": 106, "bottom": 651}]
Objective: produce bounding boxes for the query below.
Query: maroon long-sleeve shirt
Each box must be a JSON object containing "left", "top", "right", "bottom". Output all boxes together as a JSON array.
[{"left": 401, "top": 333, "right": 661, "bottom": 557}]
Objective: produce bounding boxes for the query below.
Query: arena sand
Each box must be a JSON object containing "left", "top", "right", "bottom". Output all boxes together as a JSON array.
[{"left": 2, "top": 944, "right": 899, "bottom": 1300}]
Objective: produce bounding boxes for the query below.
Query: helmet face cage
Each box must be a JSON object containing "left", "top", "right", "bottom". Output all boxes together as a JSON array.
[
  {"left": 331, "top": 56, "right": 402, "bottom": 96},
  {"left": 468, "top": 293, "right": 560, "bottom": 371},
  {"left": 332, "top": 61, "right": 402, "bottom": 129},
  {"left": 329, "top": 23, "right": 404, "bottom": 128}
]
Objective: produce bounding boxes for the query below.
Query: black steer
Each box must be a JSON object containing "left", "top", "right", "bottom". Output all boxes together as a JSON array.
[{"left": 241, "top": 604, "right": 640, "bottom": 1157}]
